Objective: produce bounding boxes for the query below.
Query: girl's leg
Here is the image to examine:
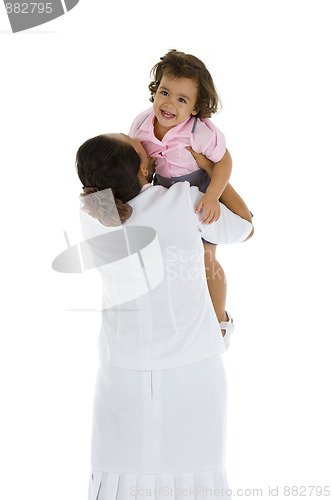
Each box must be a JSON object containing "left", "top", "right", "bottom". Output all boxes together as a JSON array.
[
  {"left": 203, "top": 242, "right": 228, "bottom": 335},
  {"left": 219, "top": 183, "right": 252, "bottom": 223}
]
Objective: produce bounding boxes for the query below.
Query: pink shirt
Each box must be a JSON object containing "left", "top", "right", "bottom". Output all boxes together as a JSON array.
[{"left": 129, "top": 107, "right": 227, "bottom": 178}]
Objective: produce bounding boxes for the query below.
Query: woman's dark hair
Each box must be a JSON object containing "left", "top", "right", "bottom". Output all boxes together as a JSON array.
[
  {"left": 76, "top": 134, "right": 142, "bottom": 203},
  {"left": 148, "top": 49, "right": 220, "bottom": 119}
]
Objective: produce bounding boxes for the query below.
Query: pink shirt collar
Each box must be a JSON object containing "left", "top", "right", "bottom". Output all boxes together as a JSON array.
[{"left": 138, "top": 108, "right": 197, "bottom": 142}]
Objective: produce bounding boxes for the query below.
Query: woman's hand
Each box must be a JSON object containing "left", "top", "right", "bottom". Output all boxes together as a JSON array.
[
  {"left": 148, "top": 156, "right": 156, "bottom": 171},
  {"left": 145, "top": 156, "right": 156, "bottom": 183},
  {"left": 195, "top": 193, "right": 221, "bottom": 223},
  {"left": 186, "top": 146, "right": 214, "bottom": 173}
]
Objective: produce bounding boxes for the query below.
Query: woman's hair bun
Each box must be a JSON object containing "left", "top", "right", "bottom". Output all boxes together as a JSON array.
[{"left": 80, "top": 187, "right": 133, "bottom": 226}]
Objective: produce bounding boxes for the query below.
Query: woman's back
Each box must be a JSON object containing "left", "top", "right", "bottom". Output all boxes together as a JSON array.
[{"left": 80, "top": 181, "right": 252, "bottom": 370}]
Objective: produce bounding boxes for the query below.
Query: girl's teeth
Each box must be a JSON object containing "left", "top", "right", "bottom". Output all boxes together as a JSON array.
[{"left": 162, "top": 110, "right": 175, "bottom": 118}]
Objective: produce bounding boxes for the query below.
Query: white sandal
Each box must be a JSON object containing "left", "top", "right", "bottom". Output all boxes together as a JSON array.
[{"left": 219, "top": 311, "right": 235, "bottom": 351}]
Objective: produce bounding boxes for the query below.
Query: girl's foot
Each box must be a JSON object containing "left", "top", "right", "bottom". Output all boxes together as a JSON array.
[{"left": 219, "top": 311, "right": 235, "bottom": 350}]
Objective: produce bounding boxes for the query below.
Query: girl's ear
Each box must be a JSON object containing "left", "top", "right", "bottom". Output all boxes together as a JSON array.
[{"left": 192, "top": 108, "right": 199, "bottom": 116}]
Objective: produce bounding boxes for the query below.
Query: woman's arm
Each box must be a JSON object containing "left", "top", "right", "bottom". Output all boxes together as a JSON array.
[{"left": 188, "top": 185, "right": 253, "bottom": 245}]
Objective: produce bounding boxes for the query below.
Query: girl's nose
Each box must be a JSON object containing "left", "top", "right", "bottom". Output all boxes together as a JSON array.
[{"left": 166, "top": 97, "right": 176, "bottom": 109}]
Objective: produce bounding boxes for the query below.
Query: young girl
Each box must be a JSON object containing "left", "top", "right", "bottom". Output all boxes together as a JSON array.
[{"left": 129, "top": 49, "right": 251, "bottom": 340}]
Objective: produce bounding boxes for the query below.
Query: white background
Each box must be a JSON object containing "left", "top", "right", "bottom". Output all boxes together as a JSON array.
[{"left": 1, "top": 1, "right": 331, "bottom": 498}]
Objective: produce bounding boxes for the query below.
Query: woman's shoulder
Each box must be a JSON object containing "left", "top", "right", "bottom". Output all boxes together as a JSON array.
[{"left": 130, "top": 182, "right": 194, "bottom": 209}]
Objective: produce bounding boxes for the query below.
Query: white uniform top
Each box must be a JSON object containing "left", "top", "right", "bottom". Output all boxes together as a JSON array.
[{"left": 80, "top": 182, "right": 252, "bottom": 371}]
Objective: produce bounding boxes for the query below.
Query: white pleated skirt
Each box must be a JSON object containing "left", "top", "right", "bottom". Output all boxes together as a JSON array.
[{"left": 88, "top": 354, "right": 232, "bottom": 499}]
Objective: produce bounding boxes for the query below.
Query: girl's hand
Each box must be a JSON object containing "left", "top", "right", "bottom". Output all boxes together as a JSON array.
[
  {"left": 186, "top": 146, "right": 214, "bottom": 171},
  {"left": 186, "top": 146, "right": 220, "bottom": 222},
  {"left": 195, "top": 193, "right": 221, "bottom": 223}
]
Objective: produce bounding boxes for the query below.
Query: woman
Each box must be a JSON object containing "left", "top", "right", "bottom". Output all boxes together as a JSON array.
[{"left": 76, "top": 133, "right": 253, "bottom": 499}]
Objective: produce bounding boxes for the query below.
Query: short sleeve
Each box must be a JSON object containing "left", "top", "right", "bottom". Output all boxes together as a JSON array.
[
  {"left": 128, "top": 107, "right": 153, "bottom": 138},
  {"left": 187, "top": 185, "right": 252, "bottom": 244},
  {"left": 191, "top": 118, "right": 226, "bottom": 164}
]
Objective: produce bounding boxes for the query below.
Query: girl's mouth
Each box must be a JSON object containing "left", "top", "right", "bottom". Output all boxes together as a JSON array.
[{"left": 161, "top": 109, "right": 176, "bottom": 120}]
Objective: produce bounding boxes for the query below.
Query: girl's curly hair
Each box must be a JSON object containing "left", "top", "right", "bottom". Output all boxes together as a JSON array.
[{"left": 148, "top": 49, "right": 221, "bottom": 119}]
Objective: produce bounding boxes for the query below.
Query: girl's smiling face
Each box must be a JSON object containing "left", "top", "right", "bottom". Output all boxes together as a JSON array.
[{"left": 153, "top": 74, "right": 199, "bottom": 135}]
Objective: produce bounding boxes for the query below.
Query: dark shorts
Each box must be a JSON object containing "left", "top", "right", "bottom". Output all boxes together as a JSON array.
[
  {"left": 154, "top": 169, "right": 211, "bottom": 191},
  {"left": 154, "top": 171, "right": 253, "bottom": 246}
]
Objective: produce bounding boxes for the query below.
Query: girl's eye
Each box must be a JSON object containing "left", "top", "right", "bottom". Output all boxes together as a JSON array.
[
  {"left": 178, "top": 98, "right": 186, "bottom": 103},
  {"left": 161, "top": 90, "right": 168, "bottom": 96}
]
